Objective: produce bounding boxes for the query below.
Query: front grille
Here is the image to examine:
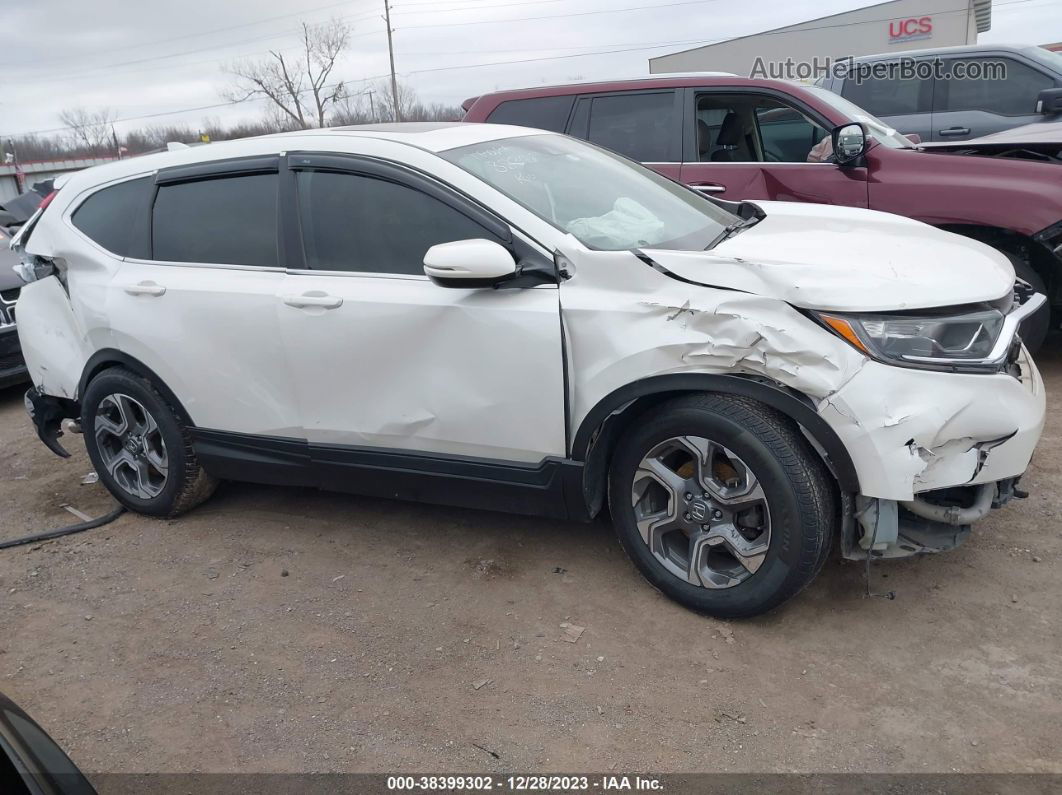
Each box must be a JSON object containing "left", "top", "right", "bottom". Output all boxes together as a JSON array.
[
  {"left": 0, "top": 350, "right": 23, "bottom": 371},
  {"left": 0, "top": 287, "right": 17, "bottom": 328}
]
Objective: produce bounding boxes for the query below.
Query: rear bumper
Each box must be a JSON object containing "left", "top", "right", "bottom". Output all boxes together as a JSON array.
[{"left": 24, "top": 385, "right": 78, "bottom": 458}]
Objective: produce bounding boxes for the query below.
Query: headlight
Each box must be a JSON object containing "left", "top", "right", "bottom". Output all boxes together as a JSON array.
[{"left": 814, "top": 307, "right": 1008, "bottom": 370}]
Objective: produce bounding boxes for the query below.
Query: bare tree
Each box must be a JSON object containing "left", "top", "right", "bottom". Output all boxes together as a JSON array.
[
  {"left": 226, "top": 18, "right": 350, "bottom": 129},
  {"left": 335, "top": 79, "right": 461, "bottom": 124},
  {"left": 58, "top": 107, "right": 118, "bottom": 156}
]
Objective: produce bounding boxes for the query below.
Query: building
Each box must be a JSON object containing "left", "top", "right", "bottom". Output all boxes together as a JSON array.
[
  {"left": 0, "top": 157, "right": 117, "bottom": 204},
  {"left": 648, "top": 0, "right": 992, "bottom": 77}
]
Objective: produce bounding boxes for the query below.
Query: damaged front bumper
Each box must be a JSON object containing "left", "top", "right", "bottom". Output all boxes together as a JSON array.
[{"left": 830, "top": 345, "right": 1044, "bottom": 559}]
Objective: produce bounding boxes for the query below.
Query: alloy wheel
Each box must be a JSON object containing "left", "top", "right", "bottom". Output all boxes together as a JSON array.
[
  {"left": 631, "top": 436, "right": 771, "bottom": 589},
  {"left": 94, "top": 393, "right": 169, "bottom": 500}
]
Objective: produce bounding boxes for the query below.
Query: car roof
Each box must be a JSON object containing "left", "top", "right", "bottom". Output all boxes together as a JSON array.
[
  {"left": 49, "top": 123, "right": 547, "bottom": 196},
  {"left": 467, "top": 75, "right": 810, "bottom": 106},
  {"left": 849, "top": 43, "right": 1043, "bottom": 62}
]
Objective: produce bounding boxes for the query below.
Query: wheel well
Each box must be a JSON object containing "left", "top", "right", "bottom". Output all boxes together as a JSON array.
[
  {"left": 572, "top": 375, "right": 859, "bottom": 519},
  {"left": 78, "top": 350, "right": 195, "bottom": 426},
  {"left": 938, "top": 224, "right": 1057, "bottom": 304}
]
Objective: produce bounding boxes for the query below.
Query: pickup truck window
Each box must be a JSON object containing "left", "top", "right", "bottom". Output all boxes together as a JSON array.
[
  {"left": 803, "top": 86, "right": 916, "bottom": 150},
  {"left": 936, "top": 58, "right": 1054, "bottom": 116},
  {"left": 841, "top": 68, "right": 931, "bottom": 116},
  {"left": 442, "top": 133, "right": 735, "bottom": 251}
]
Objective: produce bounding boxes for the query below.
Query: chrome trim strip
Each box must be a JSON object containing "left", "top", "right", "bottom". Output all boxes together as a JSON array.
[{"left": 901, "top": 292, "right": 1046, "bottom": 366}]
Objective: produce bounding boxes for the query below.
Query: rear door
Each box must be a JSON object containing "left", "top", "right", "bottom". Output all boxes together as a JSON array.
[
  {"left": 678, "top": 88, "right": 868, "bottom": 207},
  {"left": 567, "top": 89, "right": 683, "bottom": 181},
  {"left": 931, "top": 55, "right": 1058, "bottom": 141},
  {"left": 277, "top": 153, "right": 566, "bottom": 468},
  {"left": 106, "top": 158, "right": 299, "bottom": 438}
]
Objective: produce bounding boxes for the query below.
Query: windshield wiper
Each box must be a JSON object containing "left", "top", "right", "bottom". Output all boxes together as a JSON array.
[{"left": 705, "top": 215, "right": 758, "bottom": 250}]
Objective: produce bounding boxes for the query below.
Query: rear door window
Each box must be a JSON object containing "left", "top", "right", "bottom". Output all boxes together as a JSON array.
[
  {"left": 583, "top": 91, "right": 678, "bottom": 162},
  {"left": 72, "top": 176, "right": 153, "bottom": 256},
  {"left": 485, "top": 96, "right": 575, "bottom": 132},
  {"left": 151, "top": 173, "right": 278, "bottom": 266}
]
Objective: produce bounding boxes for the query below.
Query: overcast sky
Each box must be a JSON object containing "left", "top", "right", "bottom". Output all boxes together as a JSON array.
[{"left": 2, "top": 0, "right": 1061, "bottom": 138}]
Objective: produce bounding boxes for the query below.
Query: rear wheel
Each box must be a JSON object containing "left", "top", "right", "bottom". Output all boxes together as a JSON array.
[
  {"left": 82, "top": 367, "right": 216, "bottom": 517},
  {"left": 608, "top": 394, "right": 835, "bottom": 618}
]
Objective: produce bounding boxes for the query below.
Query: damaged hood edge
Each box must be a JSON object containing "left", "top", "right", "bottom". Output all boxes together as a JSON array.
[{"left": 642, "top": 201, "right": 1015, "bottom": 313}]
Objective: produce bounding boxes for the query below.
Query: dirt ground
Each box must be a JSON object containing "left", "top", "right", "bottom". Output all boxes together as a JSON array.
[{"left": 1, "top": 351, "right": 1061, "bottom": 776}]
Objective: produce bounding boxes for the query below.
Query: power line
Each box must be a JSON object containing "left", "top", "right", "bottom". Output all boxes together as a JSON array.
[
  {"left": 3, "top": 0, "right": 1045, "bottom": 137},
  {"left": 0, "top": 0, "right": 378, "bottom": 71},
  {"left": 397, "top": 0, "right": 727, "bottom": 30}
]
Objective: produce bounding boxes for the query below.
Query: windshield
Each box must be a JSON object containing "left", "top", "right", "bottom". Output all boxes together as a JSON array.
[
  {"left": 441, "top": 134, "right": 738, "bottom": 251},
  {"left": 802, "top": 85, "right": 916, "bottom": 149}
]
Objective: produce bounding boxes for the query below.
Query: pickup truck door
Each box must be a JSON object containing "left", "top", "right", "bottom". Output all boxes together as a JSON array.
[
  {"left": 677, "top": 88, "right": 868, "bottom": 208},
  {"left": 930, "top": 55, "right": 1059, "bottom": 141}
]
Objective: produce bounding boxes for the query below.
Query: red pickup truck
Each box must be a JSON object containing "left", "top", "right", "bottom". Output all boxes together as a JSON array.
[{"left": 464, "top": 76, "right": 1062, "bottom": 349}]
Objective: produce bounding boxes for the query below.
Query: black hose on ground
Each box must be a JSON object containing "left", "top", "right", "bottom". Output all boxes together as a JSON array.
[{"left": 0, "top": 505, "right": 126, "bottom": 551}]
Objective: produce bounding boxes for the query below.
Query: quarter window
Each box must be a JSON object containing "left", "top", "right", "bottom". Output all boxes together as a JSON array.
[
  {"left": 152, "top": 173, "right": 278, "bottom": 266},
  {"left": 584, "top": 92, "right": 676, "bottom": 162},
  {"left": 295, "top": 170, "right": 497, "bottom": 275},
  {"left": 72, "top": 177, "right": 152, "bottom": 256},
  {"left": 486, "top": 96, "right": 575, "bottom": 132}
]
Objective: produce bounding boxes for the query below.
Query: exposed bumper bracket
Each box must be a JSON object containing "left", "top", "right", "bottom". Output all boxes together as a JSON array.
[{"left": 24, "top": 387, "right": 78, "bottom": 459}]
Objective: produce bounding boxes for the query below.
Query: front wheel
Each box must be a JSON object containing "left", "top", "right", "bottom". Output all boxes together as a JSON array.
[
  {"left": 82, "top": 367, "right": 217, "bottom": 517},
  {"left": 608, "top": 394, "right": 836, "bottom": 619}
]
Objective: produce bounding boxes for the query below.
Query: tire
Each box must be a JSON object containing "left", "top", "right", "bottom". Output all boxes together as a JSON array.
[
  {"left": 608, "top": 393, "right": 836, "bottom": 619},
  {"left": 82, "top": 367, "right": 217, "bottom": 517},
  {"left": 1000, "top": 250, "right": 1049, "bottom": 355}
]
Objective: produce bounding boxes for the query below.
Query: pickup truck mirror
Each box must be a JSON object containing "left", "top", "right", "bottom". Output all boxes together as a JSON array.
[
  {"left": 832, "top": 122, "right": 868, "bottom": 166},
  {"left": 1035, "top": 87, "right": 1062, "bottom": 115}
]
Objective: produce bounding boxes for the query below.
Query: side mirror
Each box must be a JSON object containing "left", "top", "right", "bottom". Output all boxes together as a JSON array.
[
  {"left": 904, "top": 132, "right": 922, "bottom": 145},
  {"left": 423, "top": 239, "right": 517, "bottom": 288},
  {"left": 1035, "top": 87, "right": 1062, "bottom": 115},
  {"left": 832, "top": 122, "right": 868, "bottom": 165}
]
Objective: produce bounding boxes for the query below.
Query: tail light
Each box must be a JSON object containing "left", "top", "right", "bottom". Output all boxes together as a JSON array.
[{"left": 38, "top": 190, "right": 59, "bottom": 212}]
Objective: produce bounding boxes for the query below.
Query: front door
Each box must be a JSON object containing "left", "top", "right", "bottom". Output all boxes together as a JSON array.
[
  {"left": 679, "top": 89, "right": 869, "bottom": 208},
  {"left": 278, "top": 155, "right": 567, "bottom": 468}
]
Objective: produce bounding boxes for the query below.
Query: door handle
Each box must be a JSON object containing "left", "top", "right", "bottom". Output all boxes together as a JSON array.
[
  {"left": 123, "top": 280, "right": 166, "bottom": 297},
  {"left": 938, "top": 127, "right": 971, "bottom": 137},
  {"left": 282, "top": 291, "right": 343, "bottom": 310},
  {"left": 689, "top": 183, "right": 726, "bottom": 194}
]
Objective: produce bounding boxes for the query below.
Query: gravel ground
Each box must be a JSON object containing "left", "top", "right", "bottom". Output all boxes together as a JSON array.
[{"left": 1, "top": 350, "right": 1060, "bottom": 775}]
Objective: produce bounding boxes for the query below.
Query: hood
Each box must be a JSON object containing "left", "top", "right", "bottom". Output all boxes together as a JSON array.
[{"left": 643, "top": 201, "right": 1014, "bottom": 312}]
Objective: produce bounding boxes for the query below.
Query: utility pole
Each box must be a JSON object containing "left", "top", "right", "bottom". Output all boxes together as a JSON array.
[
  {"left": 383, "top": 0, "right": 401, "bottom": 122},
  {"left": 365, "top": 88, "right": 377, "bottom": 122}
]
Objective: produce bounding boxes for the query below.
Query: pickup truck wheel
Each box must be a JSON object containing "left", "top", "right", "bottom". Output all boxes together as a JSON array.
[
  {"left": 608, "top": 394, "right": 835, "bottom": 619},
  {"left": 82, "top": 367, "right": 216, "bottom": 518},
  {"left": 1001, "top": 251, "right": 1049, "bottom": 354}
]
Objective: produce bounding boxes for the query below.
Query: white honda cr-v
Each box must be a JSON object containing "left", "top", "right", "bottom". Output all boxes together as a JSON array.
[{"left": 10, "top": 123, "right": 1046, "bottom": 618}]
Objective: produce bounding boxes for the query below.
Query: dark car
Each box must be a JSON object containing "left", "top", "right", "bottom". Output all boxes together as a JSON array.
[
  {"left": 463, "top": 75, "right": 1062, "bottom": 350},
  {"left": 0, "top": 227, "right": 28, "bottom": 388},
  {"left": 0, "top": 690, "right": 96, "bottom": 794}
]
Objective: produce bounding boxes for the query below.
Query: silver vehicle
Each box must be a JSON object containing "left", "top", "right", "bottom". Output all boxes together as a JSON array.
[{"left": 817, "top": 44, "right": 1062, "bottom": 142}]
